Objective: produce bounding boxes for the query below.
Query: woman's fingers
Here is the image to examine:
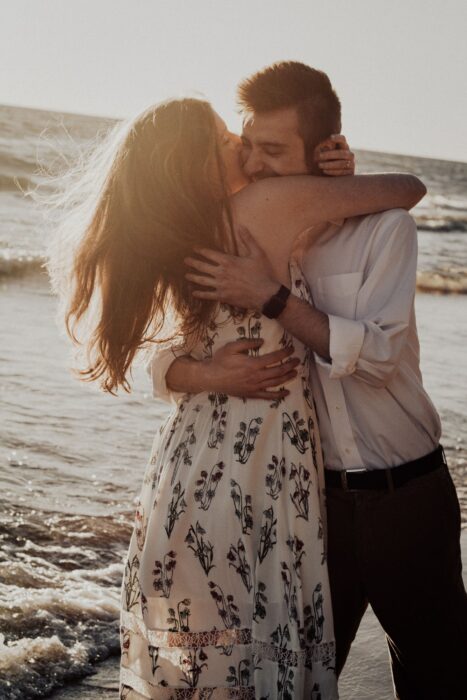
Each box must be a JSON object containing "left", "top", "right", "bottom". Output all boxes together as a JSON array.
[
  {"left": 223, "top": 338, "right": 264, "bottom": 354},
  {"left": 259, "top": 357, "right": 300, "bottom": 381},
  {"left": 318, "top": 148, "right": 354, "bottom": 162},
  {"left": 330, "top": 134, "right": 349, "bottom": 147},
  {"left": 319, "top": 158, "right": 354, "bottom": 169}
]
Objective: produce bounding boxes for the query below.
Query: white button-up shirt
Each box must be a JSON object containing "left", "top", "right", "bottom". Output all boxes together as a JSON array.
[
  {"left": 301, "top": 209, "right": 441, "bottom": 470},
  {"left": 147, "top": 209, "right": 441, "bottom": 471}
]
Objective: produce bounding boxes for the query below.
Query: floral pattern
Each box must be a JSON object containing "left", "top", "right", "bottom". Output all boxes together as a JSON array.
[{"left": 120, "top": 263, "right": 337, "bottom": 698}]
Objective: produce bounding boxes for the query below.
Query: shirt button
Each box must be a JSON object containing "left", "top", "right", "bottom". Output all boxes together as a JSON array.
[
  {"left": 345, "top": 448, "right": 350, "bottom": 454},
  {"left": 335, "top": 405, "right": 340, "bottom": 410}
]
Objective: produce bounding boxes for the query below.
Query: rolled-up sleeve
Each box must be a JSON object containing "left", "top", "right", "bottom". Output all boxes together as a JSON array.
[
  {"left": 317, "top": 210, "right": 418, "bottom": 387},
  {"left": 327, "top": 315, "right": 365, "bottom": 377},
  {"left": 145, "top": 344, "right": 187, "bottom": 404}
]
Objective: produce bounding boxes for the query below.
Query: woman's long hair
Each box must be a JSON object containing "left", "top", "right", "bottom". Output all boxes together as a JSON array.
[{"left": 47, "top": 98, "right": 235, "bottom": 393}]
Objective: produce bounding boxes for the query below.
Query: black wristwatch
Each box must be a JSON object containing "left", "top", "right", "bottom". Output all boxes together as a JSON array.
[{"left": 262, "top": 284, "right": 291, "bottom": 319}]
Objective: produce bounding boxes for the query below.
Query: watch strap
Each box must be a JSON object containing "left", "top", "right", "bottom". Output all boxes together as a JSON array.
[{"left": 262, "top": 284, "right": 291, "bottom": 319}]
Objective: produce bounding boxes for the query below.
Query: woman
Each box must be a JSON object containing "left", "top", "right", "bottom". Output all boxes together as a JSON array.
[{"left": 50, "top": 98, "right": 425, "bottom": 699}]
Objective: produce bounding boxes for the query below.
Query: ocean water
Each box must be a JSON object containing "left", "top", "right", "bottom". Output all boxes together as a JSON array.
[{"left": 0, "top": 104, "right": 466, "bottom": 698}]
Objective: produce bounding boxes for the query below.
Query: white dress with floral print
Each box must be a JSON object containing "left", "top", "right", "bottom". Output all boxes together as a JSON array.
[{"left": 120, "top": 263, "right": 338, "bottom": 699}]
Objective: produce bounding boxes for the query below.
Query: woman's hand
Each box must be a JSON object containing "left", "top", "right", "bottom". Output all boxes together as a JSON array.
[{"left": 314, "top": 134, "right": 355, "bottom": 176}]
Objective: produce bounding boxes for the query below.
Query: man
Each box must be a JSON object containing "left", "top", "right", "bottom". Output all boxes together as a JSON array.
[{"left": 149, "top": 62, "right": 467, "bottom": 698}]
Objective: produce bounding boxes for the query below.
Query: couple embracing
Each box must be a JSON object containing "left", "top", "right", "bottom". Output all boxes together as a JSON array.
[{"left": 54, "top": 61, "right": 467, "bottom": 698}]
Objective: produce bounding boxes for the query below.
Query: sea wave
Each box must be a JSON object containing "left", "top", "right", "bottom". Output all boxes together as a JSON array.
[
  {"left": 0, "top": 626, "right": 119, "bottom": 700},
  {"left": 416, "top": 216, "right": 467, "bottom": 233},
  {"left": 416, "top": 269, "right": 467, "bottom": 293},
  {"left": 0, "top": 255, "right": 45, "bottom": 278},
  {"left": 0, "top": 502, "right": 127, "bottom": 699}
]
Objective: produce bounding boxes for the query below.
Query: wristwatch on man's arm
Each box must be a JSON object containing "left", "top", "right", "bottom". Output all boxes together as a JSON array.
[{"left": 262, "top": 284, "right": 291, "bottom": 319}]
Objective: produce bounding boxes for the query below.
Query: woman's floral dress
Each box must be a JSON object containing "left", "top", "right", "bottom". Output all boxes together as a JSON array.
[{"left": 120, "top": 263, "right": 338, "bottom": 699}]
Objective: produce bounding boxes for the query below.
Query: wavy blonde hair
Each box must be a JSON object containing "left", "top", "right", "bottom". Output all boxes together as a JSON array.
[{"left": 47, "top": 98, "right": 235, "bottom": 393}]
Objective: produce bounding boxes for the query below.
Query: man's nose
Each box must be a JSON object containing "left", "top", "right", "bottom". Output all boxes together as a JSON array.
[{"left": 242, "top": 149, "right": 264, "bottom": 178}]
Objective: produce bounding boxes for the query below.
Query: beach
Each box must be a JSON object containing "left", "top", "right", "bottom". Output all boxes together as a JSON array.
[
  {"left": 1, "top": 274, "right": 465, "bottom": 699},
  {"left": 0, "top": 104, "right": 466, "bottom": 698}
]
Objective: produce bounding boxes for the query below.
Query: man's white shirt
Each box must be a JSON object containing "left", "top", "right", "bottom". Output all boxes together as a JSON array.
[
  {"left": 301, "top": 209, "right": 440, "bottom": 469},
  {"left": 148, "top": 209, "right": 441, "bottom": 471}
]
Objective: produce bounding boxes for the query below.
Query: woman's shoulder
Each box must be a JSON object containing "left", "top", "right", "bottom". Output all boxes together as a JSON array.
[{"left": 231, "top": 175, "right": 323, "bottom": 210}]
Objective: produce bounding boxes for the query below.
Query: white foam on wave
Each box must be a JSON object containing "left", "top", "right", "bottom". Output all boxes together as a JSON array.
[
  {"left": 0, "top": 631, "right": 101, "bottom": 699},
  {"left": 417, "top": 269, "right": 467, "bottom": 293},
  {"left": 1, "top": 578, "right": 121, "bottom": 620},
  {"left": 0, "top": 565, "right": 122, "bottom": 698}
]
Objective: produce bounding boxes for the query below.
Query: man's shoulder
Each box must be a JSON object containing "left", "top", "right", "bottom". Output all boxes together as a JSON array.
[
  {"left": 344, "top": 208, "right": 415, "bottom": 230},
  {"left": 341, "top": 209, "right": 417, "bottom": 247}
]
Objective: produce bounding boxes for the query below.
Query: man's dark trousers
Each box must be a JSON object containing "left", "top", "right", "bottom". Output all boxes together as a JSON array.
[{"left": 326, "top": 450, "right": 467, "bottom": 699}]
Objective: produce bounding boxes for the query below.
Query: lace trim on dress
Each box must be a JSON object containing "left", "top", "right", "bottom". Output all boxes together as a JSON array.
[
  {"left": 121, "top": 611, "right": 251, "bottom": 648},
  {"left": 121, "top": 611, "right": 336, "bottom": 667}
]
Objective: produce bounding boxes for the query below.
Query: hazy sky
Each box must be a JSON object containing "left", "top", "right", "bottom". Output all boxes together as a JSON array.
[{"left": 2, "top": 0, "right": 466, "bottom": 161}]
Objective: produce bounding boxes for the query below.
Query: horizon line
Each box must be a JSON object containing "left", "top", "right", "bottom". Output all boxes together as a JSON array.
[{"left": 1, "top": 101, "right": 466, "bottom": 167}]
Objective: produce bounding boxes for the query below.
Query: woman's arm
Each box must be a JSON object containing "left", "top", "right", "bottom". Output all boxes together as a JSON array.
[
  {"left": 230, "top": 172, "right": 425, "bottom": 273},
  {"left": 240, "top": 173, "right": 425, "bottom": 240}
]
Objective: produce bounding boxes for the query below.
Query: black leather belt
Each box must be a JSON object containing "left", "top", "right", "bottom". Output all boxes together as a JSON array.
[{"left": 324, "top": 446, "right": 446, "bottom": 491}]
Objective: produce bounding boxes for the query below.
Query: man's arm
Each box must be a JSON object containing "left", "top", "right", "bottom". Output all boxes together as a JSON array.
[
  {"left": 185, "top": 211, "right": 419, "bottom": 387},
  {"left": 185, "top": 228, "right": 332, "bottom": 357},
  {"left": 148, "top": 339, "right": 301, "bottom": 402},
  {"left": 320, "top": 210, "right": 418, "bottom": 386}
]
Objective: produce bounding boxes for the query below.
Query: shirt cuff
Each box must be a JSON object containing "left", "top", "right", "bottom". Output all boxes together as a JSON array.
[
  {"left": 315, "top": 314, "right": 365, "bottom": 379},
  {"left": 146, "top": 348, "right": 187, "bottom": 405}
]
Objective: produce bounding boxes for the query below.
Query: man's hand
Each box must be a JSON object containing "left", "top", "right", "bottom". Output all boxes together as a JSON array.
[
  {"left": 166, "top": 339, "right": 300, "bottom": 400},
  {"left": 185, "top": 228, "right": 279, "bottom": 311},
  {"left": 315, "top": 134, "right": 355, "bottom": 177}
]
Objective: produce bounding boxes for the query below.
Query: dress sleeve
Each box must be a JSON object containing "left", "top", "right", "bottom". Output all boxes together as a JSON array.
[
  {"left": 316, "top": 209, "right": 418, "bottom": 387},
  {"left": 145, "top": 344, "right": 188, "bottom": 405}
]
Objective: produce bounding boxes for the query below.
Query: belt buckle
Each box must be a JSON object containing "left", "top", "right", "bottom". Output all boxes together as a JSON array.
[{"left": 341, "top": 468, "right": 366, "bottom": 491}]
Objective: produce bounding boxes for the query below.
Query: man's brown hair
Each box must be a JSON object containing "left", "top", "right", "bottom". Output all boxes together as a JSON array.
[{"left": 237, "top": 61, "right": 342, "bottom": 170}]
